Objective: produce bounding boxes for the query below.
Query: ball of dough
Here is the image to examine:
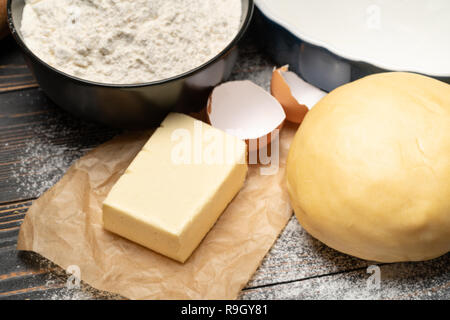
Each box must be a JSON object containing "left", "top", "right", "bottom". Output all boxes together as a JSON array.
[{"left": 287, "top": 72, "right": 450, "bottom": 262}]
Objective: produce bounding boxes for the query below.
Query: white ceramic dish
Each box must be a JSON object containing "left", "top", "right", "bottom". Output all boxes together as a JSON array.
[{"left": 256, "top": 0, "right": 450, "bottom": 80}]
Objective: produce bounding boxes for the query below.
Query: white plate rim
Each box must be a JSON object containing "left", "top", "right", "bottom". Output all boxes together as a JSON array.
[{"left": 255, "top": 0, "right": 450, "bottom": 78}]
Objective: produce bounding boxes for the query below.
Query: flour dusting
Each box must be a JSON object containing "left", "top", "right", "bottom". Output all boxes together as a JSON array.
[{"left": 9, "top": 106, "right": 118, "bottom": 198}]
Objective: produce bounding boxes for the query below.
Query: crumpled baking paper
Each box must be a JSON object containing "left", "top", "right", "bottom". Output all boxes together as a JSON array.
[{"left": 17, "top": 122, "right": 297, "bottom": 300}]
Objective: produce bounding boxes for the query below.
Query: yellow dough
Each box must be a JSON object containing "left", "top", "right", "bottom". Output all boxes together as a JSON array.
[{"left": 287, "top": 72, "right": 450, "bottom": 262}]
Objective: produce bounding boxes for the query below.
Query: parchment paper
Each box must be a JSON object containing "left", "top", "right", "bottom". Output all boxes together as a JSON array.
[{"left": 17, "top": 122, "right": 297, "bottom": 300}]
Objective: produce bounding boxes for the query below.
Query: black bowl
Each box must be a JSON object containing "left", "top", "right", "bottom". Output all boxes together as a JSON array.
[{"left": 7, "top": 0, "right": 254, "bottom": 128}]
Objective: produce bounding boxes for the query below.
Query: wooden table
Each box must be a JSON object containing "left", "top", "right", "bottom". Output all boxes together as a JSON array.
[{"left": 0, "top": 32, "right": 449, "bottom": 300}]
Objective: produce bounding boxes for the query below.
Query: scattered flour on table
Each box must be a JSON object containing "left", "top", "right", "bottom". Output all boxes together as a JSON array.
[
  {"left": 20, "top": 0, "right": 242, "bottom": 84},
  {"left": 9, "top": 105, "right": 117, "bottom": 198},
  {"left": 11, "top": 130, "right": 79, "bottom": 197},
  {"left": 12, "top": 138, "right": 86, "bottom": 197}
]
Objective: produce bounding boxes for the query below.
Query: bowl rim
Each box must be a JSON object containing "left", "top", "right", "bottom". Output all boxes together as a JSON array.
[{"left": 7, "top": 0, "right": 254, "bottom": 88}]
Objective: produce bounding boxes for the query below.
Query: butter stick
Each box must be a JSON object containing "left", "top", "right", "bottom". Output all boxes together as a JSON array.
[{"left": 102, "top": 113, "right": 248, "bottom": 263}]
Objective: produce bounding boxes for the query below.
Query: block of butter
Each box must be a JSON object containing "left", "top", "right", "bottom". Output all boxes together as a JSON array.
[{"left": 102, "top": 113, "right": 248, "bottom": 263}]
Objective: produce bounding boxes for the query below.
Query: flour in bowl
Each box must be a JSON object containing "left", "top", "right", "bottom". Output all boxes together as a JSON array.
[{"left": 21, "top": 0, "right": 242, "bottom": 84}]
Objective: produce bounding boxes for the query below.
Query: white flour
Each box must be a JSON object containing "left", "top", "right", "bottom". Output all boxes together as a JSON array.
[{"left": 21, "top": 0, "right": 242, "bottom": 84}]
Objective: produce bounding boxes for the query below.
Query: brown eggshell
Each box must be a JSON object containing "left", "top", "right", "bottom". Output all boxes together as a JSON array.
[
  {"left": 271, "top": 66, "right": 327, "bottom": 124},
  {"left": 271, "top": 66, "right": 309, "bottom": 123}
]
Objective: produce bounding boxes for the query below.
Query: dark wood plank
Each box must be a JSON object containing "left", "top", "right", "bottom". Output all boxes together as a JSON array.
[
  {"left": 0, "top": 286, "right": 122, "bottom": 300},
  {"left": 0, "top": 246, "right": 114, "bottom": 300},
  {"left": 0, "top": 38, "right": 119, "bottom": 202},
  {"left": 0, "top": 247, "right": 121, "bottom": 300},
  {"left": 0, "top": 202, "right": 119, "bottom": 300},
  {"left": 247, "top": 217, "right": 372, "bottom": 288},
  {"left": 240, "top": 253, "right": 450, "bottom": 300},
  {"left": 0, "top": 37, "right": 28, "bottom": 66},
  {"left": 0, "top": 37, "right": 38, "bottom": 93},
  {"left": 0, "top": 201, "right": 30, "bottom": 251},
  {"left": 0, "top": 269, "right": 56, "bottom": 293},
  {"left": 0, "top": 88, "right": 120, "bottom": 203}
]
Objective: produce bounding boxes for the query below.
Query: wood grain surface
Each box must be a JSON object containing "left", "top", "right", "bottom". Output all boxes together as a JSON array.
[
  {"left": 0, "top": 33, "right": 448, "bottom": 300},
  {"left": 0, "top": 38, "right": 37, "bottom": 93}
]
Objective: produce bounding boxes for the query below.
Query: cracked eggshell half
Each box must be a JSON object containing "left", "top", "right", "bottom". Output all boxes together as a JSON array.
[
  {"left": 207, "top": 80, "right": 286, "bottom": 152},
  {"left": 271, "top": 66, "right": 327, "bottom": 123}
]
